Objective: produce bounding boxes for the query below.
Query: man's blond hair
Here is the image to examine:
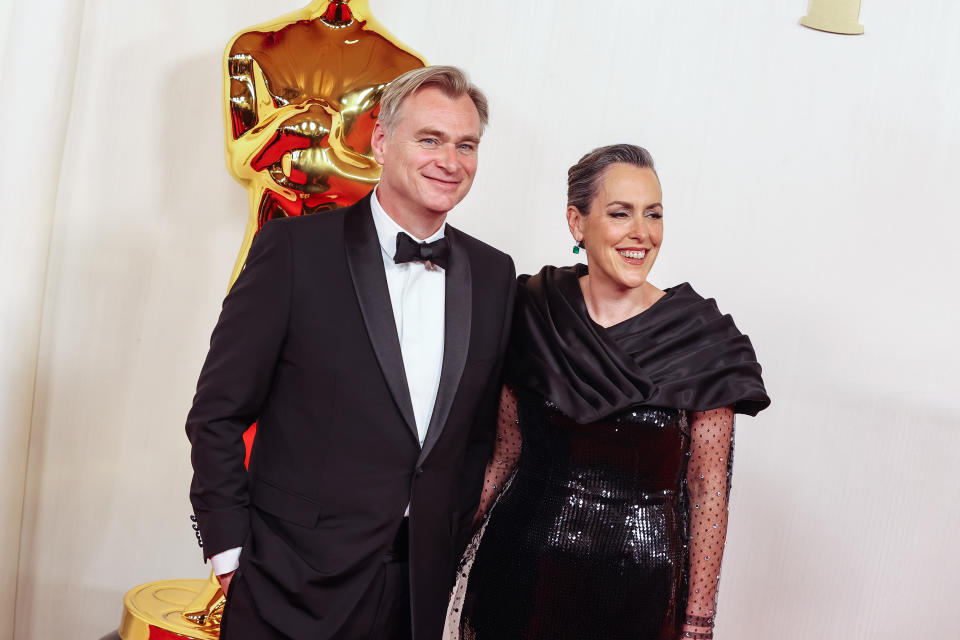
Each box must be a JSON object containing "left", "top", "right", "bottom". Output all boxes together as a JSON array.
[{"left": 378, "top": 65, "right": 488, "bottom": 134}]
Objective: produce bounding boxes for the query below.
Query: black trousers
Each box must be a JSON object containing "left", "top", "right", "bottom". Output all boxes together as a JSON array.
[{"left": 221, "top": 520, "right": 412, "bottom": 640}]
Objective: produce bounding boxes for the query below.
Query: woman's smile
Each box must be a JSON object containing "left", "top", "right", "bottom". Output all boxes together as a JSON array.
[{"left": 616, "top": 248, "right": 648, "bottom": 264}]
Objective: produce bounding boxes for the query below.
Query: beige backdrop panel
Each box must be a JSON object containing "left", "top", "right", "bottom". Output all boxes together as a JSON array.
[
  {"left": 9, "top": 0, "right": 959, "bottom": 638},
  {"left": 0, "top": 0, "right": 85, "bottom": 631}
]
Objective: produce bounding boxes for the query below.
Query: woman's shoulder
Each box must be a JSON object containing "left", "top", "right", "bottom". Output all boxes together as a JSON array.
[
  {"left": 517, "top": 270, "right": 708, "bottom": 303},
  {"left": 517, "top": 263, "right": 586, "bottom": 288},
  {"left": 662, "top": 281, "right": 703, "bottom": 301},
  {"left": 657, "top": 282, "right": 729, "bottom": 320}
]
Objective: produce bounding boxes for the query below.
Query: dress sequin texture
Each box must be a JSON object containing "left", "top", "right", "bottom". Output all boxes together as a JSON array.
[{"left": 449, "top": 388, "right": 733, "bottom": 640}]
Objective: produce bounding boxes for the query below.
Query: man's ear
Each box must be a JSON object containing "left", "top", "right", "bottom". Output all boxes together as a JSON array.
[
  {"left": 371, "top": 120, "right": 388, "bottom": 165},
  {"left": 566, "top": 206, "right": 585, "bottom": 244}
]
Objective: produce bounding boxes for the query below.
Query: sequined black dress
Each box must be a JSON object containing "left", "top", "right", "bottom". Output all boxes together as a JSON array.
[{"left": 444, "top": 265, "right": 769, "bottom": 640}]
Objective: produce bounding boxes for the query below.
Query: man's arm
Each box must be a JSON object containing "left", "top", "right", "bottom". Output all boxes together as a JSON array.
[{"left": 186, "top": 220, "right": 293, "bottom": 561}]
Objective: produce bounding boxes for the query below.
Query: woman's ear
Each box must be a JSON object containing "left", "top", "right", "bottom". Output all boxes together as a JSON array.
[{"left": 566, "top": 206, "right": 584, "bottom": 244}]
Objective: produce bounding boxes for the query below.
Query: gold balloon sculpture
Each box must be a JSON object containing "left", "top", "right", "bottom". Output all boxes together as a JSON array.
[{"left": 118, "top": 2, "right": 425, "bottom": 638}]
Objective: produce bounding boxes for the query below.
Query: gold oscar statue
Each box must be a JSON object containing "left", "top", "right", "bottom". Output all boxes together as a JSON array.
[
  {"left": 117, "top": 2, "right": 424, "bottom": 638},
  {"left": 801, "top": 0, "right": 865, "bottom": 35}
]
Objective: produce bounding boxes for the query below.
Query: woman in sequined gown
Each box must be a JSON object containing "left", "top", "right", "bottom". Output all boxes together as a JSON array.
[{"left": 444, "top": 145, "right": 770, "bottom": 640}]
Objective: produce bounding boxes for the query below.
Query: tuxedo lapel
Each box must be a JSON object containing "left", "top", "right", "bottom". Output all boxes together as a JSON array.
[
  {"left": 418, "top": 227, "right": 471, "bottom": 465},
  {"left": 343, "top": 198, "right": 419, "bottom": 442}
]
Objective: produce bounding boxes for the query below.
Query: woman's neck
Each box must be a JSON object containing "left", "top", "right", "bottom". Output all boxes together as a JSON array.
[{"left": 579, "top": 273, "right": 664, "bottom": 328}]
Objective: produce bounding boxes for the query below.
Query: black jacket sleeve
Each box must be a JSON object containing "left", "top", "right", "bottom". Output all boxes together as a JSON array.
[{"left": 186, "top": 220, "right": 293, "bottom": 559}]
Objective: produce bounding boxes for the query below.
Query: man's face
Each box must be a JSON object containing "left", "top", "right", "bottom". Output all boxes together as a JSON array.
[{"left": 371, "top": 86, "right": 482, "bottom": 224}]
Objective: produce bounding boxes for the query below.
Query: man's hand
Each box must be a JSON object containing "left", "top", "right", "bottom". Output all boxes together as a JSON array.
[{"left": 217, "top": 570, "right": 237, "bottom": 597}]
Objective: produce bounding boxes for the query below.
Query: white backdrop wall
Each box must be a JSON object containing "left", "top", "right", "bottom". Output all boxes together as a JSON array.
[
  {"left": 2, "top": 1, "right": 957, "bottom": 638},
  {"left": 0, "top": 0, "right": 86, "bottom": 631}
]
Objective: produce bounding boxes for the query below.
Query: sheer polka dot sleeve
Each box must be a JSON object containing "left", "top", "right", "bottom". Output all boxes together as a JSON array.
[
  {"left": 683, "top": 406, "right": 735, "bottom": 640},
  {"left": 473, "top": 385, "right": 522, "bottom": 526}
]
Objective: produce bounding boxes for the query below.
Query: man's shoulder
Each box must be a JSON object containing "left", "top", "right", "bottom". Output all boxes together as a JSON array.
[
  {"left": 447, "top": 225, "right": 512, "bottom": 266},
  {"left": 266, "top": 206, "right": 349, "bottom": 233},
  {"left": 263, "top": 198, "right": 371, "bottom": 246}
]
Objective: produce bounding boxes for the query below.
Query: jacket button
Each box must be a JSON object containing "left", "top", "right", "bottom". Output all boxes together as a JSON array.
[{"left": 416, "top": 466, "right": 424, "bottom": 476}]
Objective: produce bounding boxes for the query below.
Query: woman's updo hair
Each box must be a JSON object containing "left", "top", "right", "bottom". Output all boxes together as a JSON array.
[{"left": 567, "top": 144, "right": 657, "bottom": 214}]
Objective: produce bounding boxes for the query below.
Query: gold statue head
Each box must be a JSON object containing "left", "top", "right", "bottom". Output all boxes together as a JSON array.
[{"left": 223, "top": 0, "right": 427, "bottom": 286}]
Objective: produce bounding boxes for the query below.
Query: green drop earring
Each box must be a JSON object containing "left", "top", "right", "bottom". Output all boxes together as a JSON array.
[{"left": 572, "top": 240, "right": 585, "bottom": 254}]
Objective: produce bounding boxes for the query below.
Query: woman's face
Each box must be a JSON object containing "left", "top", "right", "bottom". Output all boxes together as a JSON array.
[{"left": 567, "top": 163, "right": 663, "bottom": 291}]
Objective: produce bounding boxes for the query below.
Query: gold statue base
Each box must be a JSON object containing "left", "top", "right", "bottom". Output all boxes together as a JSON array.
[{"left": 119, "top": 577, "right": 222, "bottom": 640}]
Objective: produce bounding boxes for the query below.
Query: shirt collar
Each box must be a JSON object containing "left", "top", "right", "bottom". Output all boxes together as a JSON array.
[{"left": 370, "top": 187, "right": 446, "bottom": 261}]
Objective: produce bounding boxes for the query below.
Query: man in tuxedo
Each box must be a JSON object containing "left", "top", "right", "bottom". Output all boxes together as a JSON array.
[{"left": 186, "top": 66, "right": 515, "bottom": 639}]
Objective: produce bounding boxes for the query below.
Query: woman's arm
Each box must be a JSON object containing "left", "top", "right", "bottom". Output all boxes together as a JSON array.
[
  {"left": 682, "top": 406, "right": 735, "bottom": 640},
  {"left": 472, "top": 385, "right": 523, "bottom": 527}
]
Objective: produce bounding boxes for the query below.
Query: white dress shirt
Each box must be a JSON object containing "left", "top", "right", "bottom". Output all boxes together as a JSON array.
[
  {"left": 211, "top": 189, "right": 446, "bottom": 576},
  {"left": 369, "top": 187, "right": 446, "bottom": 445}
]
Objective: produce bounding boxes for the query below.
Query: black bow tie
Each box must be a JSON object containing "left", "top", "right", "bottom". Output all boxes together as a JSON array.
[{"left": 394, "top": 232, "right": 450, "bottom": 270}]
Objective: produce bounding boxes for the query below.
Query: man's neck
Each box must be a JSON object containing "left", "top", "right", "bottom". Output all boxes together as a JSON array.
[{"left": 374, "top": 188, "right": 447, "bottom": 240}]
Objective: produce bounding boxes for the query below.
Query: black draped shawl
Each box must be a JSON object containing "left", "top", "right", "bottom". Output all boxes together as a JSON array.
[{"left": 506, "top": 264, "right": 770, "bottom": 423}]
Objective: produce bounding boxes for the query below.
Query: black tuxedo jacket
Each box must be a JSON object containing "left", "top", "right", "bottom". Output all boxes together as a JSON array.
[{"left": 187, "top": 195, "right": 515, "bottom": 639}]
